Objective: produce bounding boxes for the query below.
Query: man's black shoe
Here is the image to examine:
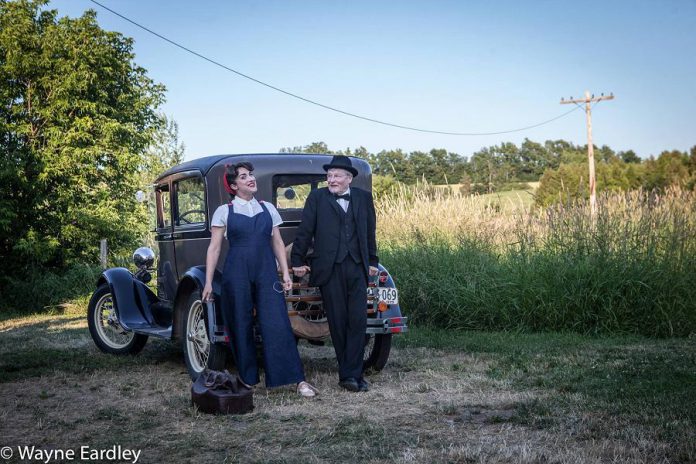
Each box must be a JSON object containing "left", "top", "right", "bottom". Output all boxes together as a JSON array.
[
  {"left": 357, "top": 378, "right": 369, "bottom": 392},
  {"left": 338, "top": 378, "right": 359, "bottom": 392}
]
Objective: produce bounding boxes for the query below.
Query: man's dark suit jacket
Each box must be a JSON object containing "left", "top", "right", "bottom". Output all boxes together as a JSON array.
[{"left": 291, "top": 187, "right": 378, "bottom": 287}]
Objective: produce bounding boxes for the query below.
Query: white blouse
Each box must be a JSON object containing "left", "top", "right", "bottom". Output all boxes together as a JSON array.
[{"left": 210, "top": 198, "right": 283, "bottom": 237}]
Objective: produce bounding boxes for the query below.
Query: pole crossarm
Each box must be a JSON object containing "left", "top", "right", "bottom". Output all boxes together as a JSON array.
[{"left": 560, "top": 94, "right": 615, "bottom": 105}]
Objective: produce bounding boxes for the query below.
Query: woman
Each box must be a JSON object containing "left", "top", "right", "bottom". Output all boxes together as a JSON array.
[{"left": 202, "top": 162, "right": 318, "bottom": 397}]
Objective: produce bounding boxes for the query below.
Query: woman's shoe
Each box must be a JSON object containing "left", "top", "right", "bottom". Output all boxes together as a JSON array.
[{"left": 297, "top": 381, "right": 319, "bottom": 397}]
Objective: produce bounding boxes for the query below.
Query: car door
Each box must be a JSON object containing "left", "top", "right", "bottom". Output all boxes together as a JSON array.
[{"left": 154, "top": 180, "right": 177, "bottom": 302}]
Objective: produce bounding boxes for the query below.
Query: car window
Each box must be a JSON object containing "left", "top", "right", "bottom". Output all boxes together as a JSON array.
[
  {"left": 174, "top": 176, "right": 206, "bottom": 226},
  {"left": 155, "top": 184, "right": 171, "bottom": 230},
  {"left": 273, "top": 174, "right": 328, "bottom": 210}
]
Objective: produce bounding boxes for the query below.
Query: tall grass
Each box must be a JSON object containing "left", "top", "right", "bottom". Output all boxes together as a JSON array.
[{"left": 377, "top": 186, "right": 696, "bottom": 336}]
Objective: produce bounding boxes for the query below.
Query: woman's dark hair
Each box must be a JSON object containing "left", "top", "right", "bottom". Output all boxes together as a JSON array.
[{"left": 224, "top": 162, "right": 254, "bottom": 197}]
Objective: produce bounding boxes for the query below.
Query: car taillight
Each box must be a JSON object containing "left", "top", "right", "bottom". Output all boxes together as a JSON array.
[{"left": 379, "top": 271, "right": 388, "bottom": 284}]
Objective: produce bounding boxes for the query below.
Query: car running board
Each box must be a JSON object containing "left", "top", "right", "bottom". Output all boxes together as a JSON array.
[{"left": 130, "top": 326, "right": 172, "bottom": 338}]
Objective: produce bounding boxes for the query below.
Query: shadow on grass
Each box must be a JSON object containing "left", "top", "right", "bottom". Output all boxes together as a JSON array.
[
  {"left": 0, "top": 342, "right": 182, "bottom": 383},
  {"left": 0, "top": 313, "right": 182, "bottom": 383}
]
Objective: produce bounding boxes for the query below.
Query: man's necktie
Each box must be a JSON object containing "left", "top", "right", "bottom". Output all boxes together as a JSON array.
[{"left": 334, "top": 193, "right": 350, "bottom": 201}]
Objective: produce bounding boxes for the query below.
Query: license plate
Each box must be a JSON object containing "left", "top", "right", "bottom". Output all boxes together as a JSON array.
[{"left": 377, "top": 287, "right": 399, "bottom": 305}]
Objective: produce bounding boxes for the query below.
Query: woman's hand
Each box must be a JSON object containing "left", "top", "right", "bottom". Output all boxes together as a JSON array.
[
  {"left": 202, "top": 282, "right": 213, "bottom": 302},
  {"left": 282, "top": 272, "right": 292, "bottom": 292},
  {"left": 203, "top": 226, "right": 224, "bottom": 303}
]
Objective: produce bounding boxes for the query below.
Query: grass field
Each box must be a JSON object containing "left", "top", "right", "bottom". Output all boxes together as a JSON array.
[{"left": 1, "top": 307, "right": 694, "bottom": 463}]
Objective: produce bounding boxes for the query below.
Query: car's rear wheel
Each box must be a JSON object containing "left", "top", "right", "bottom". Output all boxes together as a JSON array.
[
  {"left": 88, "top": 283, "right": 148, "bottom": 355},
  {"left": 181, "top": 290, "right": 227, "bottom": 380},
  {"left": 363, "top": 333, "right": 391, "bottom": 372}
]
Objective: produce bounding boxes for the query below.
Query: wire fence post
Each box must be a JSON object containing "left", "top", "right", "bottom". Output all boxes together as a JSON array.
[{"left": 100, "top": 239, "right": 108, "bottom": 269}]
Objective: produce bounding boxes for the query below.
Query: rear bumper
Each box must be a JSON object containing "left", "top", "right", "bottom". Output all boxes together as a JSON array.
[{"left": 366, "top": 316, "right": 409, "bottom": 334}]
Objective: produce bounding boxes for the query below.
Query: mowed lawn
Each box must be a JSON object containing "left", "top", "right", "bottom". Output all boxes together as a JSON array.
[{"left": 0, "top": 307, "right": 694, "bottom": 463}]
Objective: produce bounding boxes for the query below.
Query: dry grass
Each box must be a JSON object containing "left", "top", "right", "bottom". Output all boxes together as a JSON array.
[
  {"left": 1, "top": 311, "right": 694, "bottom": 463},
  {"left": 376, "top": 186, "right": 532, "bottom": 246},
  {"left": 376, "top": 185, "right": 696, "bottom": 250}
]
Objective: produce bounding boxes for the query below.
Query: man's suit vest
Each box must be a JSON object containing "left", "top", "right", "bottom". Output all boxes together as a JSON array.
[{"left": 335, "top": 203, "right": 362, "bottom": 264}]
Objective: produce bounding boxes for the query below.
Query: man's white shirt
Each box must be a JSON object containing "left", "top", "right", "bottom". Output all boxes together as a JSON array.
[{"left": 335, "top": 187, "right": 351, "bottom": 212}]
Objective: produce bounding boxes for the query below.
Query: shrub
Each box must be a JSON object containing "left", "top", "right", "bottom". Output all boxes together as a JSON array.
[
  {"left": 371, "top": 175, "right": 401, "bottom": 199},
  {"left": 0, "top": 264, "right": 102, "bottom": 313}
]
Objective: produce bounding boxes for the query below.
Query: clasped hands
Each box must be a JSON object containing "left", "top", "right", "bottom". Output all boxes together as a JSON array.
[{"left": 292, "top": 265, "right": 311, "bottom": 277}]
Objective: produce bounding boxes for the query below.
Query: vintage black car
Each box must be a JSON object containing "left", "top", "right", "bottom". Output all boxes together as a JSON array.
[{"left": 87, "top": 153, "right": 407, "bottom": 380}]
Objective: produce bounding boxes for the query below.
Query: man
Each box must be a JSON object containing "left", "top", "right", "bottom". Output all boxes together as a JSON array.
[{"left": 291, "top": 155, "right": 379, "bottom": 393}]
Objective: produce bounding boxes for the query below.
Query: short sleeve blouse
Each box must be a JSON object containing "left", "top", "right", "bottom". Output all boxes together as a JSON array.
[{"left": 210, "top": 198, "right": 283, "bottom": 237}]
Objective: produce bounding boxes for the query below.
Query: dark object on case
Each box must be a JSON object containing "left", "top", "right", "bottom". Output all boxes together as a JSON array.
[{"left": 191, "top": 369, "right": 253, "bottom": 414}]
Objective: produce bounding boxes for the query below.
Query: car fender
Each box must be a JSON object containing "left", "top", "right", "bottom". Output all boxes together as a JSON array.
[
  {"left": 98, "top": 268, "right": 159, "bottom": 331},
  {"left": 171, "top": 266, "right": 223, "bottom": 340},
  {"left": 376, "top": 263, "right": 403, "bottom": 319}
]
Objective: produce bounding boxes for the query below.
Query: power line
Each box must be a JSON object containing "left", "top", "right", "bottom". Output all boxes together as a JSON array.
[{"left": 89, "top": 0, "right": 583, "bottom": 136}]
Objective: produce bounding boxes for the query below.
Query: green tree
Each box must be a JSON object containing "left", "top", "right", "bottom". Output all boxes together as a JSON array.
[
  {"left": 597, "top": 159, "right": 630, "bottom": 192},
  {"left": 518, "top": 139, "right": 550, "bottom": 180},
  {"left": 408, "top": 150, "right": 437, "bottom": 183},
  {"left": 625, "top": 162, "right": 646, "bottom": 189},
  {"left": 0, "top": 0, "right": 165, "bottom": 271},
  {"left": 140, "top": 113, "right": 185, "bottom": 185},
  {"left": 619, "top": 149, "right": 641, "bottom": 164},
  {"left": 544, "top": 139, "right": 575, "bottom": 169},
  {"left": 643, "top": 150, "right": 690, "bottom": 190},
  {"left": 595, "top": 145, "right": 618, "bottom": 163},
  {"left": 545, "top": 139, "right": 586, "bottom": 165},
  {"left": 372, "top": 149, "right": 413, "bottom": 182},
  {"left": 469, "top": 145, "right": 510, "bottom": 193},
  {"left": 428, "top": 148, "right": 467, "bottom": 185},
  {"left": 279, "top": 141, "right": 332, "bottom": 154},
  {"left": 535, "top": 163, "right": 588, "bottom": 206},
  {"left": 338, "top": 145, "right": 370, "bottom": 159}
]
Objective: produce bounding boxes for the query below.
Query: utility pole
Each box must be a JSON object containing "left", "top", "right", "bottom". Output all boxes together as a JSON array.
[{"left": 561, "top": 90, "right": 614, "bottom": 216}]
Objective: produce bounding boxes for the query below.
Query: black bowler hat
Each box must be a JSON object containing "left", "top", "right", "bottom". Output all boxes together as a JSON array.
[{"left": 322, "top": 155, "right": 358, "bottom": 177}]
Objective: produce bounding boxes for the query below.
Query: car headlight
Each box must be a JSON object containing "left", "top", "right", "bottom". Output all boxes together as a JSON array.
[{"left": 133, "top": 247, "right": 155, "bottom": 269}]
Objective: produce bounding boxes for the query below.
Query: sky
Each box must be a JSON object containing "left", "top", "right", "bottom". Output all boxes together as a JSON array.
[{"left": 48, "top": 0, "right": 696, "bottom": 162}]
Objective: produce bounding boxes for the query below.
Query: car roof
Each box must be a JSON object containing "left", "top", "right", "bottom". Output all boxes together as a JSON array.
[
  {"left": 154, "top": 153, "right": 368, "bottom": 182},
  {"left": 155, "top": 154, "right": 228, "bottom": 181}
]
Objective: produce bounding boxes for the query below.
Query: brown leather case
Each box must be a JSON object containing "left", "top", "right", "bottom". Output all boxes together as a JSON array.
[{"left": 191, "top": 370, "right": 254, "bottom": 414}]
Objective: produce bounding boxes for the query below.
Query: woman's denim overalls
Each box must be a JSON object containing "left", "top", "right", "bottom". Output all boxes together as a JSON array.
[{"left": 221, "top": 201, "right": 304, "bottom": 387}]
